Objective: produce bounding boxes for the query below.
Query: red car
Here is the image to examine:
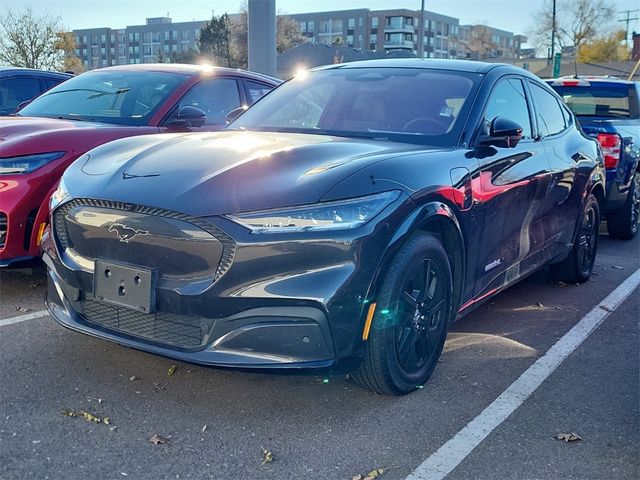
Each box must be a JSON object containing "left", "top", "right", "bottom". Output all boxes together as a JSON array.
[{"left": 0, "top": 64, "right": 279, "bottom": 267}]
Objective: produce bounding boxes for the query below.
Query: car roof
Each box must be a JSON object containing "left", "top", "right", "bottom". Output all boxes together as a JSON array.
[
  {"left": 0, "top": 67, "right": 73, "bottom": 78},
  {"left": 96, "top": 63, "right": 280, "bottom": 84},
  {"left": 314, "top": 58, "right": 518, "bottom": 74}
]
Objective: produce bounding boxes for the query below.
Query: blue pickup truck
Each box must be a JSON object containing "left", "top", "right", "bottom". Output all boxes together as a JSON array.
[{"left": 548, "top": 77, "right": 640, "bottom": 239}]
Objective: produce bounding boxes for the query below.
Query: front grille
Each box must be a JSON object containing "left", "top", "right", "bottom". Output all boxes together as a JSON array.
[
  {"left": 81, "top": 298, "right": 213, "bottom": 348},
  {"left": 0, "top": 213, "right": 6, "bottom": 249},
  {"left": 53, "top": 198, "right": 235, "bottom": 282}
]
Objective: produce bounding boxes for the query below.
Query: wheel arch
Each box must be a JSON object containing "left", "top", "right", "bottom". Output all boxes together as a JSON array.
[{"left": 367, "top": 201, "right": 466, "bottom": 325}]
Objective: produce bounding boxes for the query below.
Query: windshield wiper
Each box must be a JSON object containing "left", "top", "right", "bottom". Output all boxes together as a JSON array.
[{"left": 87, "top": 88, "right": 130, "bottom": 99}]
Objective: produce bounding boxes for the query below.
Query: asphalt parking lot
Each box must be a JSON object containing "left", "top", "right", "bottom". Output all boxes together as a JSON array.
[{"left": 1, "top": 232, "right": 638, "bottom": 480}]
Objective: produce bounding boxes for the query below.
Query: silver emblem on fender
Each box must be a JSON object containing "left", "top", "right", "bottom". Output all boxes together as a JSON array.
[
  {"left": 108, "top": 223, "right": 149, "bottom": 243},
  {"left": 484, "top": 259, "right": 502, "bottom": 272}
]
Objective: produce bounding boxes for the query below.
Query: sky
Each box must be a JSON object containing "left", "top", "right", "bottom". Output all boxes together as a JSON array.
[{"left": 5, "top": 0, "right": 640, "bottom": 47}]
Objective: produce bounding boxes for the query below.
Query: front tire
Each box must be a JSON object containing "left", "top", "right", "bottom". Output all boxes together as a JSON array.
[
  {"left": 607, "top": 171, "right": 640, "bottom": 240},
  {"left": 551, "top": 193, "right": 600, "bottom": 283},
  {"left": 352, "top": 233, "right": 453, "bottom": 395}
]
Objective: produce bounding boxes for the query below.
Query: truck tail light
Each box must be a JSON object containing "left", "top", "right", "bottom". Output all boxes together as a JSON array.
[{"left": 596, "top": 133, "right": 621, "bottom": 169}]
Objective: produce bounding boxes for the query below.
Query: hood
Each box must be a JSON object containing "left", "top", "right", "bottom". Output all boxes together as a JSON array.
[
  {"left": 0, "top": 116, "right": 156, "bottom": 157},
  {"left": 63, "top": 130, "right": 427, "bottom": 216}
]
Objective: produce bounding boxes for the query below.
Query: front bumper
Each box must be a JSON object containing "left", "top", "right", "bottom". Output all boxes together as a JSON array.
[{"left": 42, "top": 196, "right": 407, "bottom": 370}]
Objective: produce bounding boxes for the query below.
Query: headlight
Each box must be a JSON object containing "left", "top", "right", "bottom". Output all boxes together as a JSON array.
[
  {"left": 50, "top": 178, "right": 70, "bottom": 210},
  {"left": 0, "top": 151, "right": 65, "bottom": 174},
  {"left": 228, "top": 191, "right": 400, "bottom": 233}
]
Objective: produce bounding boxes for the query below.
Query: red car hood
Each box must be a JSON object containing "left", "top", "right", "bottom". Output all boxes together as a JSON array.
[{"left": 0, "top": 116, "right": 158, "bottom": 157}]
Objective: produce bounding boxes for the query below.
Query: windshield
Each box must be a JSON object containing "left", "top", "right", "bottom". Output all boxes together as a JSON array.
[
  {"left": 230, "top": 67, "right": 479, "bottom": 146},
  {"left": 19, "top": 70, "right": 185, "bottom": 125},
  {"left": 552, "top": 85, "right": 636, "bottom": 118}
]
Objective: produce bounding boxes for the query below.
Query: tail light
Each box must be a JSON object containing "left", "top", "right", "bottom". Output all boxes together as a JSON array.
[{"left": 596, "top": 133, "right": 621, "bottom": 169}]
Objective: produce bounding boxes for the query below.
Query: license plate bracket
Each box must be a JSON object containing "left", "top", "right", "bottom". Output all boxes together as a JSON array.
[{"left": 94, "top": 259, "right": 156, "bottom": 313}]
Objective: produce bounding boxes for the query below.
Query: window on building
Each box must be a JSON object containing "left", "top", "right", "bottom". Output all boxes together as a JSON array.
[
  {"left": 308, "top": 21, "right": 314, "bottom": 33},
  {"left": 358, "top": 17, "right": 363, "bottom": 27},
  {"left": 348, "top": 18, "right": 355, "bottom": 29},
  {"left": 347, "top": 34, "right": 354, "bottom": 46},
  {"left": 371, "top": 17, "right": 378, "bottom": 28}
]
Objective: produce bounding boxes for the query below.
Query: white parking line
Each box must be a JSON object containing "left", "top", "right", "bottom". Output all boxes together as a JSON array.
[
  {"left": 406, "top": 267, "right": 640, "bottom": 480},
  {"left": 0, "top": 310, "right": 49, "bottom": 327}
]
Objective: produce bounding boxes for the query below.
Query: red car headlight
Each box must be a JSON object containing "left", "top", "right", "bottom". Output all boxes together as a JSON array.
[{"left": 0, "top": 151, "right": 65, "bottom": 174}]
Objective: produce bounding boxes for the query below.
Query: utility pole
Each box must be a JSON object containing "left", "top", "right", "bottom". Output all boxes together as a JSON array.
[
  {"left": 618, "top": 9, "right": 639, "bottom": 48},
  {"left": 247, "top": 0, "right": 276, "bottom": 76},
  {"left": 549, "top": 0, "right": 556, "bottom": 65},
  {"left": 417, "top": 0, "right": 426, "bottom": 58}
]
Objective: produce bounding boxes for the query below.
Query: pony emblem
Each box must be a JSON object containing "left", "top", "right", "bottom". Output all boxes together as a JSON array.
[{"left": 108, "top": 223, "right": 149, "bottom": 243}]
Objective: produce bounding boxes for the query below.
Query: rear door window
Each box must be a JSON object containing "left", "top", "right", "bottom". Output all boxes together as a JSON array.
[
  {"left": 244, "top": 80, "right": 274, "bottom": 104},
  {"left": 529, "top": 83, "right": 566, "bottom": 137},
  {"left": 0, "top": 76, "right": 42, "bottom": 114}
]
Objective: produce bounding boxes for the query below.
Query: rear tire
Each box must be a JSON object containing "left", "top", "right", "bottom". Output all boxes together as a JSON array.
[
  {"left": 606, "top": 171, "right": 640, "bottom": 240},
  {"left": 352, "top": 233, "right": 454, "bottom": 395},
  {"left": 551, "top": 194, "right": 599, "bottom": 284}
]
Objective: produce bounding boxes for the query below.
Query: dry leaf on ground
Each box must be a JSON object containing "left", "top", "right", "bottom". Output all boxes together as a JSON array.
[
  {"left": 555, "top": 432, "right": 582, "bottom": 442},
  {"left": 167, "top": 365, "right": 177, "bottom": 376},
  {"left": 149, "top": 433, "right": 170, "bottom": 445},
  {"left": 62, "top": 409, "right": 110, "bottom": 426},
  {"left": 261, "top": 447, "right": 274, "bottom": 465}
]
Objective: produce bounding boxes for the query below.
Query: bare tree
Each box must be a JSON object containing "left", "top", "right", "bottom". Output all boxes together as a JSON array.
[
  {"left": 0, "top": 8, "right": 72, "bottom": 70},
  {"left": 530, "top": 0, "right": 615, "bottom": 56},
  {"left": 456, "top": 25, "right": 498, "bottom": 60}
]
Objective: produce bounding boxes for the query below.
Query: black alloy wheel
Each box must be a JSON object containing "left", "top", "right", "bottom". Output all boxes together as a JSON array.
[
  {"left": 352, "top": 233, "right": 453, "bottom": 395},
  {"left": 551, "top": 194, "right": 600, "bottom": 283},
  {"left": 395, "top": 258, "right": 447, "bottom": 374}
]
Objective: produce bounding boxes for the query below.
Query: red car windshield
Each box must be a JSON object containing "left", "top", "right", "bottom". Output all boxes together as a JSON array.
[{"left": 19, "top": 70, "right": 185, "bottom": 126}]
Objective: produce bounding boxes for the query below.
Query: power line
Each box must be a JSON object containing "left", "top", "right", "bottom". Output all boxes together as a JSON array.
[{"left": 618, "top": 9, "right": 639, "bottom": 48}]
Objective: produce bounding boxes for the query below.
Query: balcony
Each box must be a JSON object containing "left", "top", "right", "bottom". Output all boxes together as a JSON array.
[
  {"left": 384, "top": 23, "right": 414, "bottom": 34},
  {"left": 383, "top": 39, "right": 414, "bottom": 50}
]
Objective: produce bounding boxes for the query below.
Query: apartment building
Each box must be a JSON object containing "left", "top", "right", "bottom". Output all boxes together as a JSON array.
[
  {"left": 457, "top": 24, "right": 527, "bottom": 60},
  {"left": 73, "top": 17, "right": 208, "bottom": 69},
  {"left": 291, "top": 8, "right": 460, "bottom": 58}
]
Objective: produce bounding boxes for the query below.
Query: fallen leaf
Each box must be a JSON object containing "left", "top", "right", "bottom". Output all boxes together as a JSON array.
[
  {"left": 557, "top": 281, "right": 567, "bottom": 287},
  {"left": 62, "top": 409, "right": 110, "bottom": 426},
  {"left": 611, "top": 265, "right": 624, "bottom": 270},
  {"left": 167, "top": 365, "right": 177, "bottom": 376},
  {"left": 470, "top": 381, "right": 479, "bottom": 387},
  {"left": 202, "top": 424, "right": 207, "bottom": 432},
  {"left": 129, "top": 376, "right": 137, "bottom": 381},
  {"left": 599, "top": 305, "right": 614, "bottom": 312},
  {"left": 555, "top": 432, "right": 582, "bottom": 442},
  {"left": 15, "top": 306, "right": 32, "bottom": 313},
  {"left": 149, "top": 433, "right": 170, "bottom": 445},
  {"left": 261, "top": 447, "right": 274, "bottom": 465},
  {"left": 365, "top": 468, "right": 385, "bottom": 479}
]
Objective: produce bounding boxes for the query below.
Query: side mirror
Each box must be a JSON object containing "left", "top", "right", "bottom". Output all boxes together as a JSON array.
[
  {"left": 166, "top": 105, "right": 206, "bottom": 128},
  {"left": 479, "top": 117, "right": 523, "bottom": 148},
  {"left": 225, "top": 105, "right": 248, "bottom": 123}
]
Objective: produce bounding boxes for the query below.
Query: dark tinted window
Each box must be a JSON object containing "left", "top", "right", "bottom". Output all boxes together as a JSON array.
[
  {"left": 45, "top": 77, "right": 66, "bottom": 89},
  {"left": 530, "top": 83, "right": 566, "bottom": 136},
  {"left": 0, "top": 76, "right": 42, "bottom": 115},
  {"left": 551, "top": 84, "right": 633, "bottom": 118},
  {"left": 175, "top": 78, "right": 241, "bottom": 126},
  {"left": 245, "top": 80, "right": 273, "bottom": 104},
  {"left": 484, "top": 78, "right": 532, "bottom": 139},
  {"left": 231, "top": 68, "right": 480, "bottom": 147},
  {"left": 19, "top": 70, "right": 183, "bottom": 125}
]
